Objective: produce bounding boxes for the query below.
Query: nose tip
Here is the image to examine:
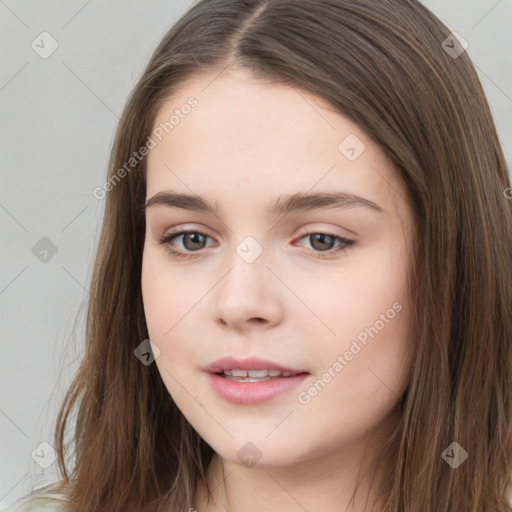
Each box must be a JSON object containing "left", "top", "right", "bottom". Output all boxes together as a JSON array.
[{"left": 213, "top": 262, "right": 284, "bottom": 331}]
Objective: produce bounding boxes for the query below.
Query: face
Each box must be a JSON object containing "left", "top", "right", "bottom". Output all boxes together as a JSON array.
[{"left": 141, "top": 67, "right": 414, "bottom": 469}]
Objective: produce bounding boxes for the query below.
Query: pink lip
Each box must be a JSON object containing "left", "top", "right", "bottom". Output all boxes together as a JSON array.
[{"left": 204, "top": 356, "right": 309, "bottom": 405}]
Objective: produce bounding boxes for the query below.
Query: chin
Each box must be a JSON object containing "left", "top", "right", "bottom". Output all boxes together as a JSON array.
[{"left": 206, "top": 436, "right": 312, "bottom": 470}]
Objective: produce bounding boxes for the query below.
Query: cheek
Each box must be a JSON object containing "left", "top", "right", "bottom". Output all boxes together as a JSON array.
[
  {"left": 141, "top": 268, "right": 169, "bottom": 337},
  {"left": 302, "top": 242, "right": 410, "bottom": 360},
  {"left": 141, "top": 248, "right": 194, "bottom": 333},
  {"left": 295, "top": 244, "right": 413, "bottom": 425},
  {"left": 296, "top": 300, "right": 411, "bottom": 447},
  {"left": 141, "top": 249, "right": 206, "bottom": 377}
]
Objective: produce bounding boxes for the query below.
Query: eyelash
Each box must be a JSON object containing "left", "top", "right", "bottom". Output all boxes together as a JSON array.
[{"left": 158, "top": 229, "right": 355, "bottom": 260}]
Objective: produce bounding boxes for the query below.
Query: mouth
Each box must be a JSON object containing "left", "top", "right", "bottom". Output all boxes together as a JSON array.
[
  {"left": 214, "top": 369, "right": 306, "bottom": 382},
  {"left": 205, "top": 357, "right": 309, "bottom": 404}
]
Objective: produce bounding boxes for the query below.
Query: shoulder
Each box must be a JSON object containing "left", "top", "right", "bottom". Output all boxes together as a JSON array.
[{"left": 3, "top": 481, "right": 71, "bottom": 512}]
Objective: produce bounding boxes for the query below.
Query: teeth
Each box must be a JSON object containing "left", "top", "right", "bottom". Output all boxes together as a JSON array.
[
  {"left": 225, "top": 375, "right": 272, "bottom": 382},
  {"left": 248, "top": 370, "right": 269, "bottom": 377},
  {"left": 219, "top": 368, "right": 297, "bottom": 381}
]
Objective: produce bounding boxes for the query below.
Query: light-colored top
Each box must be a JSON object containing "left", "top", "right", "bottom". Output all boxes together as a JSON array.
[
  {"left": 4, "top": 479, "right": 512, "bottom": 511},
  {"left": 3, "top": 481, "right": 69, "bottom": 512}
]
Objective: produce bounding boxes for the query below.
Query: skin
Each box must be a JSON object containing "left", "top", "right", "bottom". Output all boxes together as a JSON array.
[{"left": 141, "top": 67, "right": 415, "bottom": 512}]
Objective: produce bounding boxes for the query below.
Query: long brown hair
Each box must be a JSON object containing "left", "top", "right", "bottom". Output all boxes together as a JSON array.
[{"left": 52, "top": 1, "right": 512, "bottom": 510}]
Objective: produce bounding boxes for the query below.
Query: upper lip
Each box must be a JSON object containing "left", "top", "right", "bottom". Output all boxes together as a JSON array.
[{"left": 205, "top": 356, "right": 307, "bottom": 374}]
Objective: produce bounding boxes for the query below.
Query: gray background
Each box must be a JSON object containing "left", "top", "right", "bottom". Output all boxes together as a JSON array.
[{"left": 1, "top": 0, "right": 511, "bottom": 508}]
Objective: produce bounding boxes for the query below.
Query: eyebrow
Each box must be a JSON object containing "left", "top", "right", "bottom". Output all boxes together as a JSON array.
[{"left": 144, "top": 190, "right": 385, "bottom": 216}]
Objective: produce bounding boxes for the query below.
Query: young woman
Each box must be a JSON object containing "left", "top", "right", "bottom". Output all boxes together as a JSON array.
[{"left": 6, "top": 0, "right": 512, "bottom": 511}]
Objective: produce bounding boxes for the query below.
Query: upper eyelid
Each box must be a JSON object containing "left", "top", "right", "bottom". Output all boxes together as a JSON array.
[
  {"left": 161, "top": 221, "right": 355, "bottom": 238},
  {"left": 162, "top": 227, "right": 351, "bottom": 239}
]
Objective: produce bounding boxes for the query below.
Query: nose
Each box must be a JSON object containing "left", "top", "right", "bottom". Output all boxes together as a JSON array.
[{"left": 213, "top": 247, "right": 285, "bottom": 331}]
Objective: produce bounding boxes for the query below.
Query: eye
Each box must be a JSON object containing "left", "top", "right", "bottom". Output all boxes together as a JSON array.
[
  {"left": 295, "top": 231, "right": 355, "bottom": 259},
  {"left": 158, "top": 229, "right": 355, "bottom": 260},
  {"left": 158, "top": 230, "right": 215, "bottom": 259}
]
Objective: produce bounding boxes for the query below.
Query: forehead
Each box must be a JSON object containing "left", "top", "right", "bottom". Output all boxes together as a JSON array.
[{"left": 145, "top": 68, "right": 410, "bottom": 217}]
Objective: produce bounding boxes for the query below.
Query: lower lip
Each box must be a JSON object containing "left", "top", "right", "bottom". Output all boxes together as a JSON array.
[{"left": 207, "top": 372, "right": 309, "bottom": 404}]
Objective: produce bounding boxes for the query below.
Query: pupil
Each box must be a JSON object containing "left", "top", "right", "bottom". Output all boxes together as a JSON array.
[
  {"left": 311, "top": 233, "right": 333, "bottom": 251},
  {"left": 184, "top": 232, "right": 205, "bottom": 250}
]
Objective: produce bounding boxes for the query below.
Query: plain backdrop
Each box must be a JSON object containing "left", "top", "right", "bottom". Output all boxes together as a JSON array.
[{"left": 1, "top": 0, "right": 511, "bottom": 508}]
